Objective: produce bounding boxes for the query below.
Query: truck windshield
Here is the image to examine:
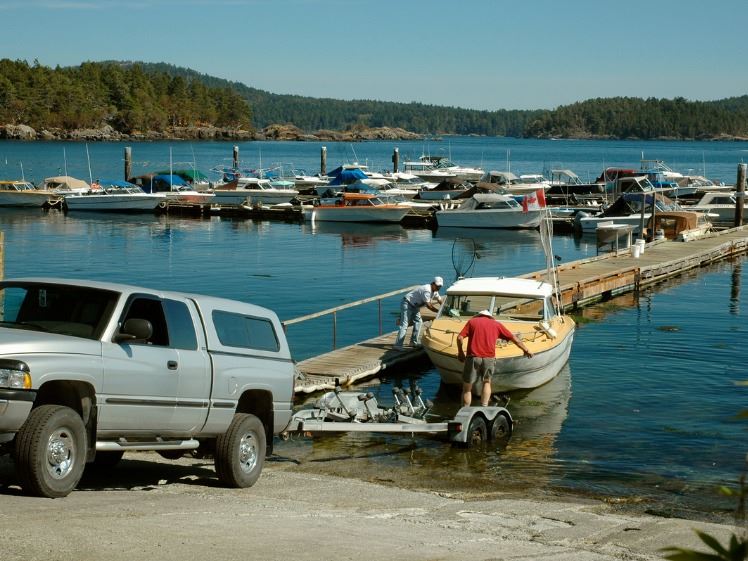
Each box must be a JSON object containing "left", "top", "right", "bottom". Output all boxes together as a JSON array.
[{"left": 0, "top": 283, "right": 119, "bottom": 339}]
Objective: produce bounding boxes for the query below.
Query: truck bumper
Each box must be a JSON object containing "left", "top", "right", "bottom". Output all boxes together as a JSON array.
[{"left": 0, "top": 389, "right": 36, "bottom": 433}]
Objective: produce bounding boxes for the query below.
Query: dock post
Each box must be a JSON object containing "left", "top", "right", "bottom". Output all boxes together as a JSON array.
[
  {"left": 392, "top": 147, "right": 399, "bottom": 173},
  {"left": 232, "top": 145, "right": 239, "bottom": 170},
  {"left": 735, "top": 163, "right": 746, "bottom": 227},
  {"left": 0, "top": 231, "right": 4, "bottom": 282},
  {"left": 320, "top": 146, "right": 327, "bottom": 176},
  {"left": 124, "top": 147, "right": 132, "bottom": 181},
  {"left": 638, "top": 193, "right": 647, "bottom": 240}
]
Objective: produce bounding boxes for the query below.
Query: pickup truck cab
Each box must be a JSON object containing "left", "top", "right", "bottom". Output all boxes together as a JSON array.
[{"left": 0, "top": 277, "right": 295, "bottom": 497}]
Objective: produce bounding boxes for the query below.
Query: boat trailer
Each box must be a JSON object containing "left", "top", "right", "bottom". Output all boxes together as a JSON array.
[{"left": 281, "top": 385, "right": 513, "bottom": 448}]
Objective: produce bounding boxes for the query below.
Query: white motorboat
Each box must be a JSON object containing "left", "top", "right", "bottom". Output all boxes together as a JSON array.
[
  {"left": 401, "top": 160, "right": 457, "bottom": 183},
  {"left": 0, "top": 180, "right": 58, "bottom": 207},
  {"left": 477, "top": 171, "right": 546, "bottom": 195},
  {"left": 213, "top": 176, "right": 299, "bottom": 206},
  {"left": 132, "top": 174, "right": 215, "bottom": 205},
  {"left": 303, "top": 192, "right": 411, "bottom": 223},
  {"left": 416, "top": 178, "right": 471, "bottom": 201},
  {"left": 422, "top": 277, "right": 575, "bottom": 392},
  {"left": 435, "top": 193, "right": 542, "bottom": 229},
  {"left": 421, "top": 155, "right": 483, "bottom": 182},
  {"left": 62, "top": 180, "right": 166, "bottom": 212},
  {"left": 686, "top": 191, "right": 737, "bottom": 223}
]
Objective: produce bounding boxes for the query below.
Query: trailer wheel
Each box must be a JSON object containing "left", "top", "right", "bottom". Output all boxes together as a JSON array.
[
  {"left": 14, "top": 405, "right": 87, "bottom": 498},
  {"left": 464, "top": 415, "right": 488, "bottom": 448},
  {"left": 489, "top": 414, "right": 511, "bottom": 447},
  {"left": 214, "top": 413, "right": 266, "bottom": 488}
]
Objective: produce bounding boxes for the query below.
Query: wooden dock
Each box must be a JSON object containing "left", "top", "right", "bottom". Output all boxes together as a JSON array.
[{"left": 294, "top": 225, "right": 748, "bottom": 394}]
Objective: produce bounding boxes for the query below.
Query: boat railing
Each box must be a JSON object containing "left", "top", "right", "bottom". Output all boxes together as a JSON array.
[{"left": 282, "top": 284, "right": 421, "bottom": 350}]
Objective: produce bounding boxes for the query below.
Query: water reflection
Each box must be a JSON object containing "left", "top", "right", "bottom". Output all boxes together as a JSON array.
[
  {"left": 730, "top": 262, "right": 742, "bottom": 315},
  {"left": 300, "top": 221, "right": 411, "bottom": 248},
  {"left": 282, "top": 365, "right": 572, "bottom": 498}
]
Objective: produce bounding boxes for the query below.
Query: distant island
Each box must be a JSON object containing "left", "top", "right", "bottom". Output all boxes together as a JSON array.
[{"left": 1, "top": 59, "right": 747, "bottom": 141}]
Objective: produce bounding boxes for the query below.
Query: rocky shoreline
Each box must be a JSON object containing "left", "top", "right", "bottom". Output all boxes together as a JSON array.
[{"left": 0, "top": 123, "right": 423, "bottom": 142}]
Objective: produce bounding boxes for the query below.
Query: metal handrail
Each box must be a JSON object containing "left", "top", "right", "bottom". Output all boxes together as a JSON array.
[{"left": 282, "top": 284, "right": 420, "bottom": 350}]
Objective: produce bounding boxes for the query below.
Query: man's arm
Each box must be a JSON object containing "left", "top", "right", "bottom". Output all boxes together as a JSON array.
[
  {"left": 508, "top": 332, "right": 533, "bottom": 358},
  {"left": 457, "top": 334, "right": 466, "bottom": 362}
]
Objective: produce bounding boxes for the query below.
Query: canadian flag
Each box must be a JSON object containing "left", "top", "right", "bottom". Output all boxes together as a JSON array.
[{"left": 522, "top": 188, "right": 547, "bottom": 212}]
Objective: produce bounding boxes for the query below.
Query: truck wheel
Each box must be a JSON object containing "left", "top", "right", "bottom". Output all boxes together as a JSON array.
[
  {"left": 214, "top": 413, "right": 266, "bottom": 488},
  {"left": 14, "top": 404, "right": 87, "bottom": 498},
  {"left": 489, "top": 414, "right": 511, "bottom": 447}
]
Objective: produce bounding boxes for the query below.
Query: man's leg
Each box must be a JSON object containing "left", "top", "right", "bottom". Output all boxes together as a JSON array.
[
  {"left": 394, "top": 300, "right": 410, "bottom": 347},
  {"left": 410, "top": 311, "right": 423, "bottom": 345}
]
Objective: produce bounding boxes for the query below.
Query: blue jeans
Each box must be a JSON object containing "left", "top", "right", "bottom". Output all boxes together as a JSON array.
[{"left": 395, "top": 298, "right": 421, "bottom": 346}]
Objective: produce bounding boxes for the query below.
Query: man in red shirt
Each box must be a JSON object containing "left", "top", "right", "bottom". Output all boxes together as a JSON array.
[{"left": 457, "top": 310, "right": 533, "bottom": 407}]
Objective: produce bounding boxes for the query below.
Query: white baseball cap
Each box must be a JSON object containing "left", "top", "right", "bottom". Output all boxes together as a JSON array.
[
  {"left": 432, "top": 276, "right": 444, "bottom": 287},
  {"left": 477, "top": 309, "right": 493, "bottom": 317}
]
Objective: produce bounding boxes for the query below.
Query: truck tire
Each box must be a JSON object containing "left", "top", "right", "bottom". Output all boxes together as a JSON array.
[
  {"left": 214, "top": 413, "right": 266, "bottom": 488},
  {"left": 157, "top": 450, "right": 184, "bottom": 460},
  {"left": 14, "top": 404, "right": 87, "bottom": 498}
]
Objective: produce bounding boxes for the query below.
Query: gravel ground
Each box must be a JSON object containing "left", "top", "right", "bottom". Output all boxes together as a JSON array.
[{"left": 0, "top": 451, "right": 739, "bottom": 561}]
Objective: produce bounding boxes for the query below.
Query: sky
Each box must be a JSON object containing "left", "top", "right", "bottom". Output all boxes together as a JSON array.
[{"left": 1, "top": 0, "right": 747, "bottom": 111}]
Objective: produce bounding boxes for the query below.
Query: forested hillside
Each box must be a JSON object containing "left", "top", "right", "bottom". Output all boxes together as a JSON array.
[
  {"left": 134, "top": 62, "right": 543, "bottom": 136},
  {"left": 1, "top": 59, "right": 747, "bottom": 140},
  {"left": 0, "top": 59, "right": 252, "bottom": 133},
  {"left": 523, "top": 96, "right": 748, "bottom": 139}
]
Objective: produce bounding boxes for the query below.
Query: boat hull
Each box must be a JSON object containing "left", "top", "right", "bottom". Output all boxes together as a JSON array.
[
  {"left": 0, "top": 192, "right": 53, "bottom": 207},
  {"left": 423, "top": 313, "right": 575, "bottom": 392},
  {"left": 435, "top": 209, "right": 542, "bottom": 229},
  {"left": 63, "top": 194, "right": 165, "bottom": 211}
]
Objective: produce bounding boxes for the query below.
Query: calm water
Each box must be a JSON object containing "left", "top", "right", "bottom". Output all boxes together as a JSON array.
[{"left": 1, "top": 138, "right": 747, "bottom": 519}]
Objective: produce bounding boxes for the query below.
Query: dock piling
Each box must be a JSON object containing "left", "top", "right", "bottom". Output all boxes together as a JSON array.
[
  {"left": 735, "top": 163, "right": 746, "bottom": 227},
  {"left": 392, "top": 147, "right": 399, "bottom": 173},
  {"left": 321, "top": 146, "right": 327, "bottom": 176},
  {"left": 124, "top": 147, "right": 132, "bottom": 181},
  {"left": 232, "top": 146, "right": 239, "bottom": 170}
]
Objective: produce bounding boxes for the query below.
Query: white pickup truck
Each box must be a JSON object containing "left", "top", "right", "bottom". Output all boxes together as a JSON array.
[{"left": 0, "top": 277, "right": 295, "bottom": 498}]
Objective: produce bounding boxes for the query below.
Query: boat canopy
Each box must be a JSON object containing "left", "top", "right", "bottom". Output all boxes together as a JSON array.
[
  {"left": 43, "top": 176, "right": 90, "bottom": 190},
  {"left": 327, "top": 167, "right": 368, "bottom": 185},
  {"left": 155, "top": 169, "right": 210, "bottom": 182},
  {"left": 99, "top": 179, "right": 137, "bottom": 188},
  {"left": 446, "top": 277, "right": 553, "bottom": 298}
]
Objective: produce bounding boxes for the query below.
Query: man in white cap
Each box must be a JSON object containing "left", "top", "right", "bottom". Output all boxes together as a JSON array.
[
  {"left": 457, "top": 309, "right": 533, "bottom": 407},
  {"left": 393, "top": 276, "right": 444, "bottom": 350}
]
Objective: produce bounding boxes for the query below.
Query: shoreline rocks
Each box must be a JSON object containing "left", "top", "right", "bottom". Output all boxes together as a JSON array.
[{"left": 1, "top": 123, "right": 424, "bottom": 142}]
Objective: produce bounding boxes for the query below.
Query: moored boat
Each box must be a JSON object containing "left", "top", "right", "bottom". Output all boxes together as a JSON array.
[
  {"left": 435, "top": 192, "right": 542, "bottom": 229},
  {"left": 0, "top": 180, "right": 58, "bottom": 207},
  {"left": 62, "top": 179, "right": 166, "bottom": 212},
  {"left": 303, "top": 192, "right": 410, "bottom": 223},
  {"left": 422, "top": 277, "right": 575, "bottom": 392}
]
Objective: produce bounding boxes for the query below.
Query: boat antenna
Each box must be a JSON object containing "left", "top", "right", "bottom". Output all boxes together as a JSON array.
[
  {"left": 169, "top": 146, "right": 174, "bottom": 191},
  {"left": 85, "top": 143, "right": 93, "bottom": 185},
  {"left": 506, "top": 149, "right": 510, "bottom": 173},
  {"left": 20, "top": 161, "right": 25, "bottom": 182},
  {"left": 538, "top": 196, "right": 562, "bottom": 316},
  {"left": 63, "top": 146, "right": 68, "bottom": 177}
]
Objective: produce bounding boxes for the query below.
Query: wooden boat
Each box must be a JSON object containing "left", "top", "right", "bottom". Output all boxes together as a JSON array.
[
  {"left": 303, "top": 192, "right": 410, "bottom": 223},
  {"left": 645, "top": 210, "right": 712, "bottom": 242},
  {"left": 0, "top": 180, "right": 58, "bottom": 207},
  {"left": 435, "top": 193, "right": 542, "bottom": 229},
  {"left": 422, "top": 277, "right": 575, "bottom": 392}
]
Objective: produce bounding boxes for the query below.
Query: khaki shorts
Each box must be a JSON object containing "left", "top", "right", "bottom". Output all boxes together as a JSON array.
[{"left": 463, "top": 356, "right": 495, "bottom": 384}]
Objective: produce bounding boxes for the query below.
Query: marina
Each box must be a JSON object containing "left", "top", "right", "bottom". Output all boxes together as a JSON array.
[{"left": 0, "top": 137, "right": 747, "bottom": 519}]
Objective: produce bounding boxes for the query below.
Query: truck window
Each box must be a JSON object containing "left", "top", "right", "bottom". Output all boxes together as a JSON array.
[
  {"left": 163, "top": 299, "right": 198, "bottom": 350},
  {"left": 212, "top": 310, "right": 279, "bottom": 352},
  {"left": 122, "top": 296, "right": 169, "bottom": 346}
]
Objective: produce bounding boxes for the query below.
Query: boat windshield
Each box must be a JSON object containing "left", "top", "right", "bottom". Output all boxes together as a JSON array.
[{"left": 443, "top": 293, "right": 551, "bottom": 322}]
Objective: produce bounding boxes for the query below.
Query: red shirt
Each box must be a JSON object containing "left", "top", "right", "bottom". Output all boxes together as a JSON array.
[{"left": 459, "top": 316, "right": 514, "bottom": 358}]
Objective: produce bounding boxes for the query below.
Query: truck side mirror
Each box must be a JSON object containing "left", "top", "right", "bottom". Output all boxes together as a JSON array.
[{"left": 114, "top": 318, "right": 153, "bottom": 343}]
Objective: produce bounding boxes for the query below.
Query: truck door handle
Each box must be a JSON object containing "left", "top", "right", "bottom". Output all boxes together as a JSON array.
[{"left": 167, "top": 360, "right": 178, "bottom": 370}]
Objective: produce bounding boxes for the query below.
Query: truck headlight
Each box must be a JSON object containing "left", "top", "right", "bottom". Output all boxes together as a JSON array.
[{"left": 0, "top": 360, "right": 31, "bottom": 389}]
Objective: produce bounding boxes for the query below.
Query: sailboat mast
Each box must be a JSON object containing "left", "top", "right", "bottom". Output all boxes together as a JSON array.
[{"left": 86, "top": 143, "right": 93, "bottom": 185}]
